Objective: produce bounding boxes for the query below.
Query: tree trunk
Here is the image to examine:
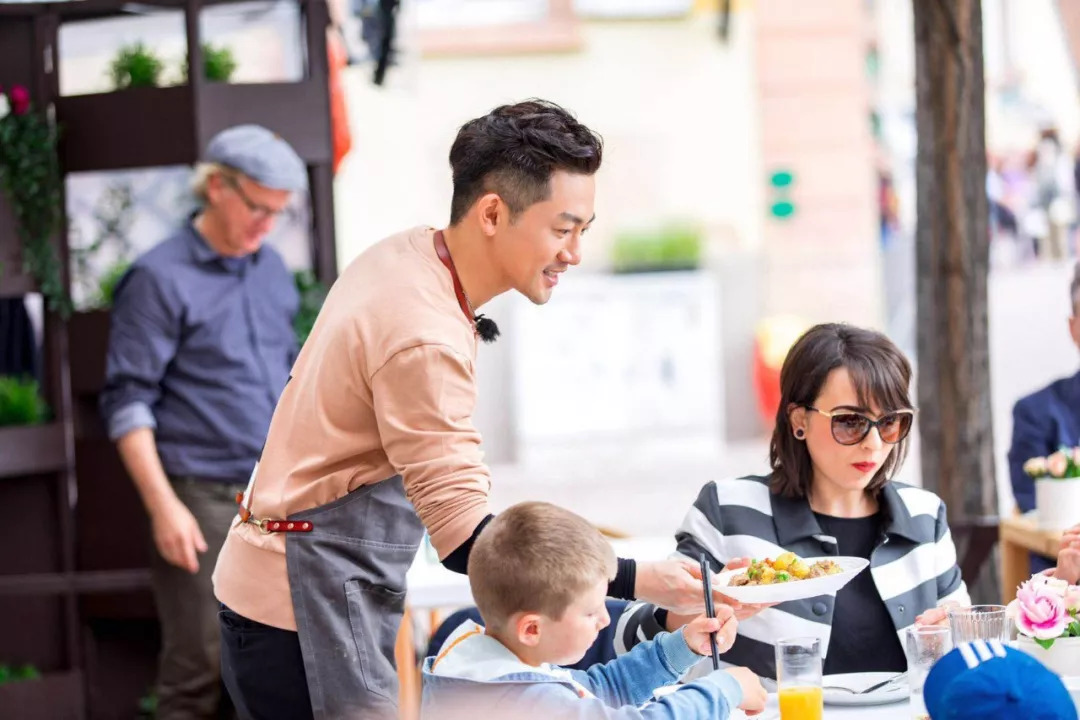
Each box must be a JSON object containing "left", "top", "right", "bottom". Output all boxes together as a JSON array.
[{"left": 913, "top": 0, "right": 999, "bottom": 603}]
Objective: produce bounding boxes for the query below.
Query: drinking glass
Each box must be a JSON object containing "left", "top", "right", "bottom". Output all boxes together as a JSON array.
[
  {"left": 948, "top": 605, "right": 1009, "bottom": 644},
  {"left": 905, "top": 625, "right": 952, "bottom": 720},
  {"left": 776, "top": 637, "right": 823, "bottom": 720}
]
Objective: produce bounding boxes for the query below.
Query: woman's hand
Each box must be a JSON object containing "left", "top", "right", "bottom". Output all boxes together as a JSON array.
[
  {"left": 915, "top": 601, "right": 961, "bottom": 628},
  {"left": 1055, "top": 546, "right": 1080, "bottom": 586}
]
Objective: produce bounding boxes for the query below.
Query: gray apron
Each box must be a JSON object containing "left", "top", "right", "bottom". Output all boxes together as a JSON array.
[{"left": 285, "top": 475, "right": 424, "bottom": 719}]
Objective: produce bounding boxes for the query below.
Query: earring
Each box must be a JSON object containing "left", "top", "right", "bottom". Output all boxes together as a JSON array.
[{"left": 794, "top": 428, "right": 806, "bottom": 440}]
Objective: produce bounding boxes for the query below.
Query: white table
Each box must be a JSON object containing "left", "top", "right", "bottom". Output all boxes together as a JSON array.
[
  {"left": 405, "top": 535, "right": 676, "bottom": 610},
  {"left": 737, "top": 696, "right": 913, "bottom": 720}
]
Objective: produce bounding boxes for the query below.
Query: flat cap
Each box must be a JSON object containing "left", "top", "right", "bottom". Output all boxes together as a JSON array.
[{"left": 204, "top": 124, "right": 307, "bottom": 192}]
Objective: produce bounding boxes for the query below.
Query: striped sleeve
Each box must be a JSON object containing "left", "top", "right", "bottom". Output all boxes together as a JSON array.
[
  {"left": 934, "top": 499, "right": 971, "bottom": 606},
  {"left": 615, "top": 483, "right": 727, "bottom": 655}
]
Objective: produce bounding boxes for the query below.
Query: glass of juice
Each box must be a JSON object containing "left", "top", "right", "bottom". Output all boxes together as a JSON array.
[
  {"left": 776, "top": 637, "right": 823, "bottom": 720},
  {"left": 904, "top": 624, "right": 952, "bottom": 720}
]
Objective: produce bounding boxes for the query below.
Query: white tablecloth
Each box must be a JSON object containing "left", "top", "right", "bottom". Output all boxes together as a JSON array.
[
  {"left": 405, "top": 535, "right": 676, "bottom": 610},
  {"left": 734, "top": 696, "right": 913, "bottom": 720}
]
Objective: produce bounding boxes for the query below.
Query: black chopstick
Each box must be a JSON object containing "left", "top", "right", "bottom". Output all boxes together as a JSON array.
[{"left": 700, "top": 553, "right": 721, "bottom": 670}]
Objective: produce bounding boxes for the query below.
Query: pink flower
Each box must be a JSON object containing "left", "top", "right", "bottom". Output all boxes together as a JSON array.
[
  {"left": 1048, "top": 451, "right": 1069, "bottom": 478},
  {"left": 1025, "top": 456, "right": 1049, "bottom": 477},
  {"left": 1073, "top": 447, "right": 1080, "bottom": 467},
  {"left": 9, "top": 85, "right": 30, "bottom": 115},
  {"left": 1066, "top": 586, "right": 1080, "bottom": 613},
  {"left": 1013, "top": 580, "right": 1071, "bottom": 639}
]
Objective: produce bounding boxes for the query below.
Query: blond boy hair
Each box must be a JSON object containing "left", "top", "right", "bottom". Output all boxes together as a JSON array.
[{"left": 468, "top": 502, "right": 617, "bottom": 632}]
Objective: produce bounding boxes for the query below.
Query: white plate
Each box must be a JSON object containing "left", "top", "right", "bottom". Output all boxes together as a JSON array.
[
  {"left": 822, "top": 672, "right": 907, "bottom": 706},
  {"left": 714, "top": 556, "right": 870, "bottom": 604}
]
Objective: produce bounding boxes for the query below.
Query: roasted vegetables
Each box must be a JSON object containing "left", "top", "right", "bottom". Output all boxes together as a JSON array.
[{"left": 728, "top": 554, "right": 842, "bottom": 587}]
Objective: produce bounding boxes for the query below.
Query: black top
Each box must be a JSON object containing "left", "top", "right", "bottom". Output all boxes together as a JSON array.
[{"left": 814, "top": 511, "right": 907, "bottom": 675}]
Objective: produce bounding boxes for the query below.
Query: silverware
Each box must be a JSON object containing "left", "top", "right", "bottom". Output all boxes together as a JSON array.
[{"left": 823, "top": 672, "right": 906, "bottom": 695}]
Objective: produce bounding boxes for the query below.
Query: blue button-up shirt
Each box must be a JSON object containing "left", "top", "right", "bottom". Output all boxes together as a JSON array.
[{"left": 100, "top": 221, "right": 299, "bottom": 481}]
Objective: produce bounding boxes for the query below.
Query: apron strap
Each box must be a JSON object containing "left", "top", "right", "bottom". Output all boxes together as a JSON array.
[{"left": 234, "top": 492, "right": 315, "bottom": 534}]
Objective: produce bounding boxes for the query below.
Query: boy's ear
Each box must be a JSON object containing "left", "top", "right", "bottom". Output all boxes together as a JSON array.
[{"left": 514, "top": 612, "right": 543, "bottom": 648}]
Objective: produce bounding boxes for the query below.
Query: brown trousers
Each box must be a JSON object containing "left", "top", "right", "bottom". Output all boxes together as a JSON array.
[{"left": 150, "top": 477, "right": 244, "bottom": 720}]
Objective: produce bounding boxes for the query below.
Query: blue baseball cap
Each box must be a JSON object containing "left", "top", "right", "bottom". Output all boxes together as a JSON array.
[
  {"left": 203, "top": 124, "right": 307, "bottom": 192},
  {"left": 923, "top": 640, "right": 1077, "bottom": 720}
]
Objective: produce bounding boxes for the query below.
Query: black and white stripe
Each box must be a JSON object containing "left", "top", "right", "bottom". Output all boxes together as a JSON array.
[{"left": 615, "top": 475, "right": 970, "bottom": 680}]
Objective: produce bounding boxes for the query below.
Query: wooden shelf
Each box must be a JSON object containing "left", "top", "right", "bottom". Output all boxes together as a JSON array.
[
  {"left": 0, "top": 569, "right": 152, "bottom": 597},
  {"left": 56, "top": 81, "right": 332, "bottom": 174},
  {"left": 0, "top": 0, "right": 290, "bottom": 19},
  {"left": 0, "top": 267, "right": 36, "bottom": 299},
  {"left": 999, "top": 512, "right": 1062, "bottom": 558},
  {"left": 0, "top": 669, "right": 82, "bottom": 720},
  {"left": 0, "top": 424, "right": 68, "bottom": 479}
]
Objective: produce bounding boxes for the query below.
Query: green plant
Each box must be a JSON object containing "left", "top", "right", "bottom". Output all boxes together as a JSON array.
[
  {"left": 294, "top": 270, "right": 328, "bottom": 346},
  {"left": 183, "top": 43, "right": 238, "bottom": 83},
  {"left": 109, "top": 42, "right": 165, "bottom": 89},
  {"left": 0, "top": 376, "right": 49, "bottom": 427},
  {"left": 0, "top": 664, "right": 41, "bottom": 686},
  {"left": 70, "top": 182, "right": 136, "bottom": 311},
  {"left": 0, "top": 85, "right": 70, "bottom": 317},
  {"left": 96, "top": 260, "right": 131, "bottom": 309},
  {"left": 137, "top": 689, "right": 158, "bottom": 717},
  {"left": 611, "top": 224, "right": 702, "bottom": 273}
]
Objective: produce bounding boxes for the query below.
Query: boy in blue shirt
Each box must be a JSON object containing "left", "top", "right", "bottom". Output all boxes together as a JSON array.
[{"left": 422, "top": 501, "right": 767, "bottom": 719}]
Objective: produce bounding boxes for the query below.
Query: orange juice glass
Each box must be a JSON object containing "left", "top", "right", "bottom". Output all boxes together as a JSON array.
[
  {"left": 778, "top": 686, "right": 823, "bottom": 720},
  {"left": 776, "top": 637, "right": 823, "bottom": 720}
]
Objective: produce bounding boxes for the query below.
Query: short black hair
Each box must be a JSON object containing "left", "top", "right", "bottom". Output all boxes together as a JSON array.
[{"left": 448, "top": 99, "right": 603, "bottom": 225}]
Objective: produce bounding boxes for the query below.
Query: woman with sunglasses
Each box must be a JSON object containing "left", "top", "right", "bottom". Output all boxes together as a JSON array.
[{"left": 613, "top": 323, "right": 970, "bottom": 681}]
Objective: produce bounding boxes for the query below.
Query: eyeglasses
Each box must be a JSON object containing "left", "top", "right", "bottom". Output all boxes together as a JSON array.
[
  {"left": 803, "top": 405, "right": 915, "bottom": 446},
  {"left": 222, "top": 174, "right": 284, "bottom": 221}
]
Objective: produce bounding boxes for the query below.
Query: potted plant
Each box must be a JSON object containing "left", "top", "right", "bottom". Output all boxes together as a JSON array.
[
  {"left": 182, "top": 42, "right": 238, "bottom": 83},
  {"left": 0, "top": 375, "right": 49, "bottom": 427},
  {"left": 0, "top": 85, "right": 69, "bottom": 316},
  {"left": 0, "top": 664, "right": 40, "bottom": 686},
  {"left": 109, "top": 42, "right": 165, "bottom": 90},
  {"left": 1009, "top": 573, "right": 1080, "bottom": 677},
  {"left": 293, "top": 270, "right": 328, "bottom": 346},
  {"left": 1024, "top": 448, "right": 1080, "bottom": 531},
  {"left": 611, "top": 224, "right": 702, "bottom": 274}
]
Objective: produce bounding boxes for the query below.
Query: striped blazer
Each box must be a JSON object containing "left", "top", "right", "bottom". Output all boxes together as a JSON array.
[{"left": 615, "top": 475, "right": 970, "bottom": 680}]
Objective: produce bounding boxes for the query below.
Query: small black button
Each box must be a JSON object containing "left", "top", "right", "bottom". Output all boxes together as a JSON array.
[{"left": 812, "top": 602, "right": 827, "bottom": 616}]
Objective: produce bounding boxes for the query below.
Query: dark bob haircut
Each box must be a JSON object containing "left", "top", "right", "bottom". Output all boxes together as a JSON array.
[{"left": 769, "top": 323, "right": 913, "bottom": 499}]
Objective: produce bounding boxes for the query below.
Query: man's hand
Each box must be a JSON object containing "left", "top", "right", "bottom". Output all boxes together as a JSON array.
[
  {"left": 681, "top": 607, "right": 738, "bottom": 655},
  {"left": 150, "top": 497, "right": 208, "bottom": 574},
  {"left": 637, "top": 557, "right": 774, "bottom": 617},
  {"left": 724, "top": 667, "right": 767, "bottom": 715},
  {"left": 634, "top": 558, "right": 710, "bottom": 614},
  {"left": 117, "top": 428, "right": 206, "bottom": 574}
]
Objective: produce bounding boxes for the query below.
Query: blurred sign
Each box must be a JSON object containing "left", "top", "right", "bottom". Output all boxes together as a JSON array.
[{"left": 511, "top": 270, "right": 722, "bottom": 443}]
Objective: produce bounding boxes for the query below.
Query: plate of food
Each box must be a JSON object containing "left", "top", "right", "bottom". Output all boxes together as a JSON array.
[{"left": 713, "top": 552, "right": 869, "bottom": 604}]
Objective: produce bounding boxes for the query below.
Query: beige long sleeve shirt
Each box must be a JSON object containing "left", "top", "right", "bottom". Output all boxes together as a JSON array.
[{"left": 213, "top": 226, "right": 493, "bottom": 630}]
